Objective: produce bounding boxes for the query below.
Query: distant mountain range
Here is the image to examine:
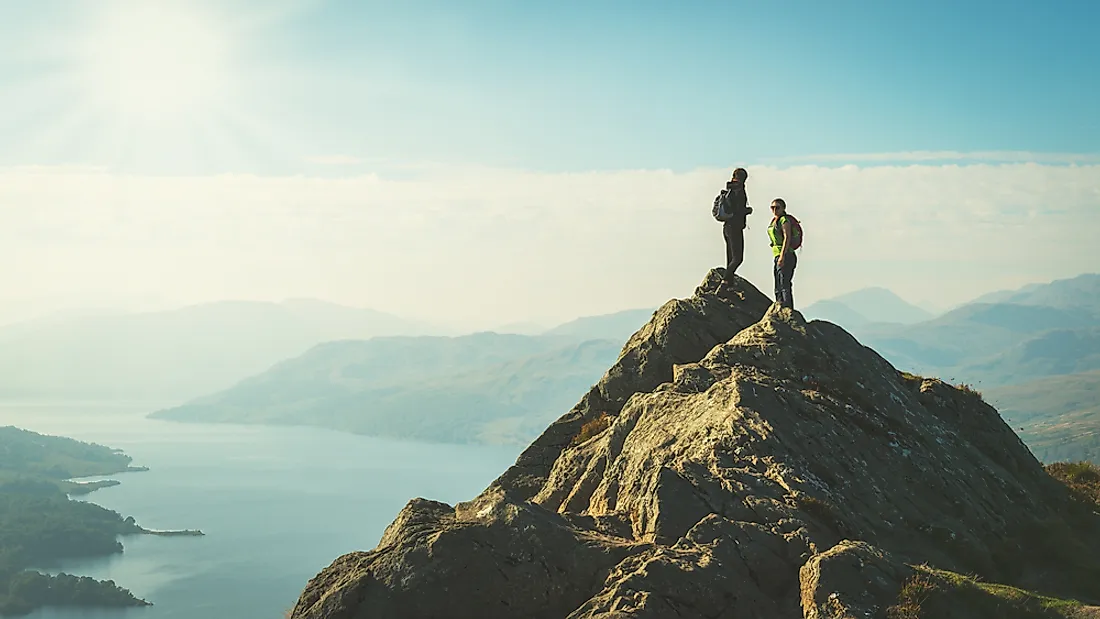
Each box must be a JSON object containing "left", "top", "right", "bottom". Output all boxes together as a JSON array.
[
  {"left": 804, "top": 277, "right": 1100, "bottom": 383},
  {"left": 856, "top": 302, "right": 1099, "bottom": 379},
  {"left": 144, "top": 306, "right": 658, "bottom": 445},
  {"left": 800, "top": 275, "right": 1100, "bottom": 463},
  {"left": 4, "top": 273, "right": 1098, "bottom": 460},
  {"left": 541, "top": 308, "right": 657, "bottom": 342},
  {"left": 960, "top": 326, "right": 1100, "bottom": 386},
  {"left": 150, "top": 333, "right": 624, "bottom": 446},
  {"left": 972, "top": 273, "right": 1100, "bottom": 311},
  {"left": 135, "top": 302, "right": 662, "bottom": 445},
  {"left": 0, "top": 297, "right": 656, "bottom": 403},
  {"left": 803, "top": 287, "right": 932, "bottom": 326}
]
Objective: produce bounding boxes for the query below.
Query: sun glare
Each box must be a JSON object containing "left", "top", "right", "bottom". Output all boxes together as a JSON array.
[{"left": 79, "top": 4, "right": 231, "bottom": 125}]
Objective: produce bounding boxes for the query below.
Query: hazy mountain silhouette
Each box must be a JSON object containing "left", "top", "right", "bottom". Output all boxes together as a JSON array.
[
  {"left": 961, "top": 327, "right": 1100, "bottom": 386},
  {"left": 797, "top": 276, "right": 1100, "bottom": 468},
  {"left": 801, "top": 299, "right": 872, "bottom": 327},
  {"left": 802, "top": 287, "right": 932, "bottom": 332},
  {"left": 151, "top": 333, "right": 624, "bottom": 445},
  {"left": 857, "top": 302, "right": 1097, "bottom": 375},
  {"left": 973, "top": 273, "right": 1100, "bottom": 312},
  {"left": 489, "top": 321, "right": 550, "bottom": 335},
  {"left": 541, "top": 308, "right": 658, "bottom": 343}
]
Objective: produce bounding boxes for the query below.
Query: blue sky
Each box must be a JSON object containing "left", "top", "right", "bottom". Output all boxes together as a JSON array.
[
  {"left": 3, "top": 0, "right": 1098, "bottom": 174},
  {"left": 0, "top": 0, "right": 1098, "bottom": 327}
]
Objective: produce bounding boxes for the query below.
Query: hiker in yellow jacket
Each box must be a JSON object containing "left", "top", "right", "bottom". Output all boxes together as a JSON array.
[{"left": 767, "top": 198, "right": 802, "bottom": 309}]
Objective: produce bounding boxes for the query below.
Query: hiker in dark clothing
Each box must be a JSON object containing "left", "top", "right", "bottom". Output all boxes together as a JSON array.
[
  {"left": 768, "top": 198, "right": 800, "bottom": 309},
  {"left": 714, "top": 168, "right": 752, "bottom": 282}
]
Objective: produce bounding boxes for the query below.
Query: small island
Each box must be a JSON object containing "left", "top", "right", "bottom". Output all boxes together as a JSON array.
[{"left": 0, "top": 426, "right": 201, "bottom": 616}]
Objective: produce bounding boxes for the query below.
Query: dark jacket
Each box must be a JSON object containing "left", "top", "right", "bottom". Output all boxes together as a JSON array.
[{"left": 721, "top": 180, "right": 750, "bottom": 229}]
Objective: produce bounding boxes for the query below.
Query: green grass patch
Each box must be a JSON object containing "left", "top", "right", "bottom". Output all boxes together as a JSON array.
[
  {"left": 887, "top": 566, "right": 1084, "bottom": 619},
  {"left": 955, "top": 382, "right": 984, "bottom": 399},
  {"left": 571, "top": 413, "right": 612, "bottom": 446},
  {"left": 1053, "top": 462, "right": 1100, "bottom": 485},
  {"left": 1047, "top": 461, "right": 1100, "bottom": 507}
]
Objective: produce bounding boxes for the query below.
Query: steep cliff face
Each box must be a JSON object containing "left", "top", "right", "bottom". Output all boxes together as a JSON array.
[{"left": 290, "top": 271, "right": 1100, "bottom": 619}]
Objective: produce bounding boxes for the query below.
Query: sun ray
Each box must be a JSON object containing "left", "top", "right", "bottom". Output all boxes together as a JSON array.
[
  {"left": 77, "top": 3, "right": 232, "bottom": 125},
  {"left": 12, "top": 2, "right": 298, "bottom": 172}
]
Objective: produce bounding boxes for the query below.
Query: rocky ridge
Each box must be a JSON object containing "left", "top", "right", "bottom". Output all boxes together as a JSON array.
[{"left": 290, "top": 271, "right": 1100, "bottom": 619}]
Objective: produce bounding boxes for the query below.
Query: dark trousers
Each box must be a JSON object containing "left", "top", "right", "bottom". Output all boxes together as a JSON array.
[
  {"left": 773, "top": 252, "right": 797, "bottom": 308},
  {"left": 723, "top": 221, "right": 745, "bottom": 280}
]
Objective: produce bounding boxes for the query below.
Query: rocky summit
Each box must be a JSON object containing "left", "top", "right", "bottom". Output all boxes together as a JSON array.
[{"left": 290, "top": 270, "right": 1100, "bottom": 619}]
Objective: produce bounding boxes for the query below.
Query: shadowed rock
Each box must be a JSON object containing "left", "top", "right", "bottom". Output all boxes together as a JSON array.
[{"left": 799, "top": 541, "right": 914, "bottom": 619}]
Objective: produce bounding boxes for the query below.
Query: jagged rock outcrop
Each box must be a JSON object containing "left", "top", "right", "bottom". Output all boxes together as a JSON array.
[
  {"left": 799, "top": 541, "right": 913, "bottom": 619},
  {"left": 493, "top": 270, "right": 773, "bottom": 501},
  {"left": 291, "top": 270, "right": 1100, "bottom": 619}
]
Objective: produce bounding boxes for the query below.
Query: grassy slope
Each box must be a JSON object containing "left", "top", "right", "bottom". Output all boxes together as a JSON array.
[{"left": 887, "top": 566, "right": 1087, "bottom": 619}]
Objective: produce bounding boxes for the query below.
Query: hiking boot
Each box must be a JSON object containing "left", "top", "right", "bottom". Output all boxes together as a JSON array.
[{"left": 716, "top": 280, "right": 742, "bottom": 300}]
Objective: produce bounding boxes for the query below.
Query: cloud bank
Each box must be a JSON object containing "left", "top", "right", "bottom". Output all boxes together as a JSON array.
[
  {"left": 1, "top": 161, "right": 1097, "bottom": 328},
  {"left": 772, "top": 151, "right": 1100, "bottom": 165}
]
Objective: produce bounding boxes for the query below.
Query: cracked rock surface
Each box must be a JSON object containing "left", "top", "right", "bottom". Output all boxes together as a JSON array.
[{"left": 290, "top": 270, "right": 1100, "bottom": 619}]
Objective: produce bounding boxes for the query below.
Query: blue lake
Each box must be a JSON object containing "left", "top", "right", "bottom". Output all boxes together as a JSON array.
[{"left": 1, "top": 402, "right": 521, "bottom": 619}]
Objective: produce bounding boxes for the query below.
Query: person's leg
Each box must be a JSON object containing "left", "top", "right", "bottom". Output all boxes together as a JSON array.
[
  {"left": 773, "top": 255, "right": 782, "bottom": 303},
  {"left": 723, "top": 225, "right": 734, "bottom": 277},
  {"left": 723, "top": 223, "right": 744, "bottom": 281},
  {"left": 779, "top": 253, "right": 797, "bottom": 308},
  {"left": 728, "top": 225, "right": 744, "bottom": 277}
]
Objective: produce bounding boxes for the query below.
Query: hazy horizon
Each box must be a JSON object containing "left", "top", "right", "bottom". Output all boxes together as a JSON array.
[{"left": 0, "top": 268, "right": 1094, "bottom": 336}]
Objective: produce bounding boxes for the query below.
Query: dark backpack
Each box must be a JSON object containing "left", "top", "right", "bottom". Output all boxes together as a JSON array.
[
  {"left": 712, "top": 192, "right": 728, "bottom": 221},
  {"left": 712, "top": 184, "right": 746, "bottom": 222}
]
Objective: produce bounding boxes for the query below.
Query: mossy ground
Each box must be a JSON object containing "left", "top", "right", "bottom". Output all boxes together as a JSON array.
[
  {"left": 1047, "top": 461, "right": 1100, "bottom": 506},
  {"left": 886, "top": 566, "right": 1084, "bottom": 619},
  {"left": 572, "top": 413, "right": 612, "bottom": 446},
  {"left": 955, "top": 382, "right": 983, "bottom": 398}
]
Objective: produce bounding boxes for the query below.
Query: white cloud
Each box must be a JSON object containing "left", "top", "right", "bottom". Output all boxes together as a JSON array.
[
  {"left": 304, "top": 155, "right": 367, "bottom": 165},
  {"left": 1, "top": 162, "right": 1097, "bottom": 329},
  {"left": 771, "top": 151, "right": 1100, "bottom": 165}
]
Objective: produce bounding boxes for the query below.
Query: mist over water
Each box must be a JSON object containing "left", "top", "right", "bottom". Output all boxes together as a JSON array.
[{"left": 1, "top": 402, "right": 520, "bottom": 619}]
